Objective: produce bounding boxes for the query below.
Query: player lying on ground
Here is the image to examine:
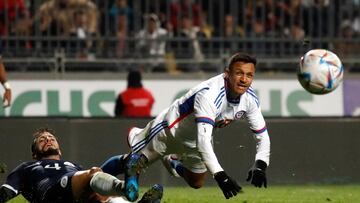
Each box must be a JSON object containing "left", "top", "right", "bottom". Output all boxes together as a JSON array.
[
  {"left": 120, "top": 52, "right": 270, "bottom": 201},
  {"left": 0, "top": 127, "right": 163, "bottom": 203}
]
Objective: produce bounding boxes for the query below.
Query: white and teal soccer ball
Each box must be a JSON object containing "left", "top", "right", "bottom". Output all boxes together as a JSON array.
[{"left": 297, "top": 49, "right": 344, "bottom": 95}]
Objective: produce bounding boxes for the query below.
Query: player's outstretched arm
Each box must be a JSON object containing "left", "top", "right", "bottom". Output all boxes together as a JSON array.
[
  {"left": 196, "top": 122, "right": 241, "bottom": 199},
  {"left": 0, "top": 186, "right": 17, "bottom": 203},
  {"left": 246, "top": 159, "right": 267, "bottom": 188}
]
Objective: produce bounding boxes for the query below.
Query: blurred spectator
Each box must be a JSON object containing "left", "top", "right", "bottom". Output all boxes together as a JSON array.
[
  {"left": 197, "top": 11, "right": 213, "bottom": 57},
  {"left": 0, "top": 0, "right": 29, "bottom": 36},
  {"left": 246, "top": 0, "right": 281, "bottom": 37},
  {"left": 198, "top": 12, "right": 213, "bottom": 39},
  {"left": 222, "top": 14, "right": 244, "bottom": 54},
  {"left": 289, "top": 21, "right": 305, "bottom": 40},
  {"left": 171, "top": 15, "right": 204, "bottom": 72},
  {"left": 278, "top": 0, "right": 305, "bottom": 39},
  {"left": 334, "top": 21, "right": 359, "bottom": 57},
  {"left": 114, "top": 70, "right": 154, "bottom": 117},
  {"left": 157, "top": 12, "right": 171, "bottom": 31},
  {"left": 97, "top": 0, "right": 114, "bottom": 36},
  {"left": 70, "top": 0, "right": 99, "bottom": 35},
  {"left": 244, "top": 0, "right": 286, "bottom": 54},
  {"left": 212, "top": 14, "right": 243, "bottom": 56},
  {"left": 113, "top": 14, "right": 128, "bottom": 58},
  {"left": 303, "top": 0, "right": 331, "bottom": 38},
  {"left": 69, "top": 9, "right": 96, "bottom": 58},
  {"left": 170, "top": 0, "right": 202, "bottom": 34},
  {"left": 107, "top": 0, "right": 133, "bottom": 58},
  {"left": 223, "top": 14, "right": 244, "bottom": 38},
  {"left": 37, "top": 0, "right": 72, "bottom": 36},
  {"left": 352, "top": 10, "right": 360, "bottom": 34},
  {"left": 109, "top": 0, "right": 133, "bottom": 35},
  {"left": 245, "top": 1, "right": 264, "bottom": 37},
  {"left": 36, "top": 0, "right": 98, "bottom": 50},
  {"left": 136, "top": 14, "right": 168, "bottom": 71}
]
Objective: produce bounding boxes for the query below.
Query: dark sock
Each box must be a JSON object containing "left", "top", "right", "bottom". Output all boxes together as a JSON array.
[
  {"left": 100, "top": 155, "right": 125, "bottom": 176},
  {"left": 170, "top": 159, "right": 184, "bottom": 177}
]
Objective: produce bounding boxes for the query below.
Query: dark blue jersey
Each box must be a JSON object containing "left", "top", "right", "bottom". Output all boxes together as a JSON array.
[{"left": 1, "top": 159, "right": 83, "bottom": 203}]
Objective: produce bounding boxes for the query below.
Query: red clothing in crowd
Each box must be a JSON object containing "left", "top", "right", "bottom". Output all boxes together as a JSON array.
[
  {"left": 115, "top": 87, "right": 154, "bottom": 117},
  {"left": 0, "top": 0, "right": 28, "bottom": 35},
  {"left": 0, "top": 0, "right": 27, "bottom": 20},
  {"left": 170, "top": 0, "right": 202, "bottom": 30}
]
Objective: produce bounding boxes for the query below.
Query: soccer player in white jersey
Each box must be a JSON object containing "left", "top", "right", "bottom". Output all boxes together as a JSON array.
[{"left": 124, "top": 52, "right": 270, "bottom": 201}]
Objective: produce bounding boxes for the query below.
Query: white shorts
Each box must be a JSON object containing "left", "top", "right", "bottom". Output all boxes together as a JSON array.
[{"left": 127, "top": 118, "right": 207, "bottom": 174}]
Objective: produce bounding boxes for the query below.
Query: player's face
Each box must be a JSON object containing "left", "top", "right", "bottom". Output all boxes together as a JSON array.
[
  {"left": 34, "top": 132, "right": 61, "bottom": 158},
  {"left": 225, "top": 62, "right": 255, "bottom": 96}
]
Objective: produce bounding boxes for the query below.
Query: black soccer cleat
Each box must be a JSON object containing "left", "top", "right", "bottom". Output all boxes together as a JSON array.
[{"left": 138, "top": 184, "right": 163, "bottom": 203}]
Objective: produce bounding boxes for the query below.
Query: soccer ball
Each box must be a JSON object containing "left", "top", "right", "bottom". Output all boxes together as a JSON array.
[{"left": 297, "top": 49, "right": 344, "bottom": 95}]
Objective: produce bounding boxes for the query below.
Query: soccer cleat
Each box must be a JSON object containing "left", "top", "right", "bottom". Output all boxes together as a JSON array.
[
  {"left": 138, "top": 184, "right": 164, "bottom": 203},
  {"left": 162, "top": 154, "right": 180, "bottom": 178},
  {"left": 124, "top": 153, "right": 142, "bottom": 202}
]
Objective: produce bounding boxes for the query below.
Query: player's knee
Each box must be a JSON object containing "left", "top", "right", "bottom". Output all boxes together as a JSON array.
[
  {"left": 188, "top": 181, "right": 203, "bottom": 189},
  {"left": 185, "top": 171, "right": 205, "bottom": 189},
  {"left": 89, "top": 167, "right": 102, "bottom": 176},
  {"left": 187, "top": 177, "right": 204, "bottom": 189}
]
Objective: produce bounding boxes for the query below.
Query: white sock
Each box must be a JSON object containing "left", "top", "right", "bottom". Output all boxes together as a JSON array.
[{"left": 89, "top": 172, "right": 124, "bottom": 196}]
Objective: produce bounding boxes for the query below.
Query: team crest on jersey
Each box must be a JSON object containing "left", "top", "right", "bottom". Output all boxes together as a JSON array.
[
  {"left": 60, "top": 176, "right": 68, "bottom": 188},
  {"left": 235, "top": 111, "right": 246, "bottom": 119}
]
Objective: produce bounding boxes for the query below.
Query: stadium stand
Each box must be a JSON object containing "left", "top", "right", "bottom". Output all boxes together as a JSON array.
[{"left": 0, "top": 0, "right": 359, "bottom": 73}]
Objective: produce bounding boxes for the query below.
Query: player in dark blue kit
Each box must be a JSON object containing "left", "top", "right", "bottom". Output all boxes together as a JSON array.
[{"left": 0, "top": 128, "right": 163, "bottom": 203}]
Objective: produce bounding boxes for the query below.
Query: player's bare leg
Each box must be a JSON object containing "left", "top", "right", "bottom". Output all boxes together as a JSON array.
[
  {"left": 182, "top": 170, "right": 206, "bottom": 189},
  {"left": 72, "top": 167, "right": 103, "bottom": 200},
  {"left": 162, "top": 155, "right": 206, "bottom": 189},
  {"left": 71, "top": 167, "right": 124, "bottom": 201}
]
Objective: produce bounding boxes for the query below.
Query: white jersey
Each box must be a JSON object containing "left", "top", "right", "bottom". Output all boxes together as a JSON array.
[{"left": 130, "top": 73, "right": 270, "bottom": 175}]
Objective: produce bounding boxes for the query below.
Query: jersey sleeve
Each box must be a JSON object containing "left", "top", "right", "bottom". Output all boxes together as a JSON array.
[
  {"left": 1, "top": 162, "right": 28, "bottom": 195},
  {"left": 246, "top": 98, "right": 271, "bottom": 166},
  {"left": 0, "top": 186, "right": 17, "bottom": 202},
  {"left": 196, "top": 122, "right": 224, "bottom": 174},
  {"left": 194, "top": 90, "right": 223, "bottom": 174},
  {"left": 75, "top": 163, "right": 84, "bottom": 171},
  {"left": 193, "top": 90, "right": 216, "bottom": 126}
]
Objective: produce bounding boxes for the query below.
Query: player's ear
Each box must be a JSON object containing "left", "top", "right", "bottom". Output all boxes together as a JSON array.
[{"left": 224, "top": 67, "right": 230, "bottom": 79}]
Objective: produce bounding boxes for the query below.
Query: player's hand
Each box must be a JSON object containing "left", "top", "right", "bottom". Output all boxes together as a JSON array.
[
  {"left": 246, "top": 160, "right": 267, "bottom": 188},
  {"left": 2, "top": 89, "right": 11, "bottom": 107},
  {"left": 214, "top": 171, "right": 241, "bottom": 199}
]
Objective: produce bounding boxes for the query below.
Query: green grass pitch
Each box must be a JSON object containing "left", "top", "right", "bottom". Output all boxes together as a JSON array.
[{"left": 8, "top": 185, "right": 360, "bottom": 203}]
